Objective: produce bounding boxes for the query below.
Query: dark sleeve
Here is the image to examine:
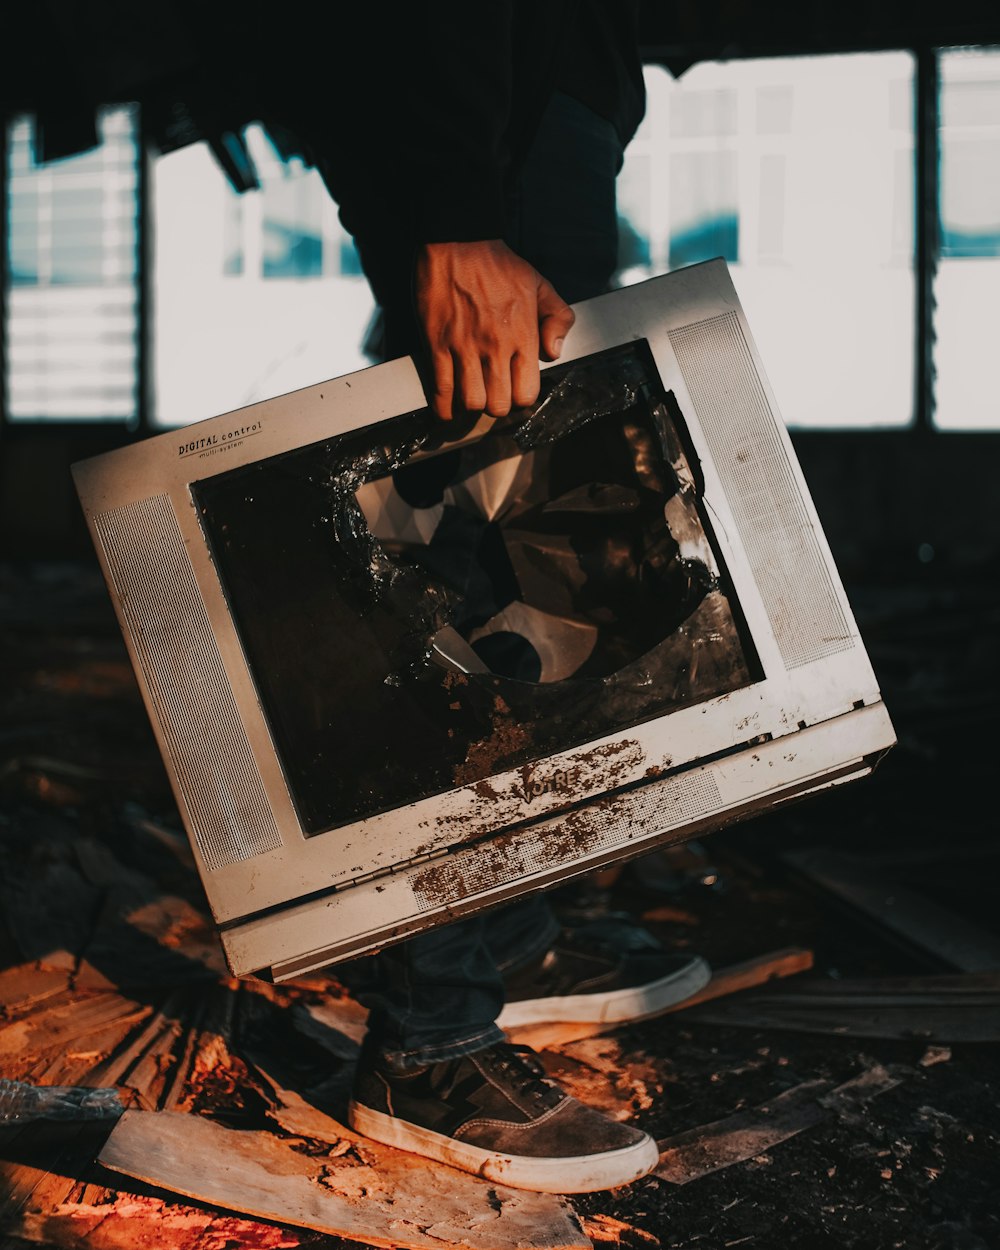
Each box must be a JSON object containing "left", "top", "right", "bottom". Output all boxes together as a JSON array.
[
  {"left": 301, "top": 4, "right": 517, "bottom": 246},
  {"left": 395, "top": 3, "right": 515, "bottom": 242},
  {"left": 271, "top": 3, "right": 572, "bottom": 247}
]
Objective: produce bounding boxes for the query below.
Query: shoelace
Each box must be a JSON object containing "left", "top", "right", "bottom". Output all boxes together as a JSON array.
[{"left": 486, "top": 1043, "right": 560, "bottom": 1105}]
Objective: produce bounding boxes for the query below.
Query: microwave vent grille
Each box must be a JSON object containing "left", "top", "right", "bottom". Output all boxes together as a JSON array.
[
  {"left": 669, "top": 310, "right": 852, "bottom": 669},
  {"left": 93, "top": 494, "right": 281, "bottom": 870}
]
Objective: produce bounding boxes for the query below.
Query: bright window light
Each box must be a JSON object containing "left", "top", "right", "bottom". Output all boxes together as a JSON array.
[
  {"left": 617, "top": 54, "right": 917, "bottom": 429},
  {"left": 935, "top": 46, "right": 1000, "bottom": 431},
  {"left": 152, "top": 124, "right": 374, "bottom": 427},
  {"left": 4, "top": 107, "right": 138, "bottom": 421}
]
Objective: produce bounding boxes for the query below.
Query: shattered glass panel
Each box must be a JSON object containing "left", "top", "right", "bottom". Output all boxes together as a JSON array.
[{"left": 194, "top": 343, "right": 759, "bottom": 835}]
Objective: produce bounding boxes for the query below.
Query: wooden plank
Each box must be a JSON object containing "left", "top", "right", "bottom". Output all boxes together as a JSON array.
[
  {"left": 17, "top": 1193, "right": 303, "bottom": 1250},
  {"left": 655, "top": 1063, "right": 903, "bottom": 1185},
  {"left": 118, "top": 1010, "right": 186, "bottom": 1113},
  {"left": 0, "top": 994, "right": 151, "bottom": 1065},
  {"left": 88, "top": 999, "right": 179, "bottom": 1090},
  {"left": 687, "top": 970, "right": 1000, "bottom": 1041},
  {"left": 506, "top": 947, "right": 814, "bottom": 1051},
  {"left": 783, "top": 847, "right": 1000, "bottom": 972},
  {"left": 165, "top": 984, "right": 242, "bottom": 1115},
  {"left": 99, "top": 1110, "right": 592, "bottom": 1250},
  {"left": 0, "top": 963, "right": 69, "bottom": 1015},
  {"left": 160, "top": 1000, "right": 208, "bottom": 1113}
]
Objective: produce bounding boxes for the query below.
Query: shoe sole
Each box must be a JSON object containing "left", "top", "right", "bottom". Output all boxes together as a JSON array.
[
  {"left": 348, "top": 1099, "right": 660, "bottom": 1193},
  {"left": 496, "top": 953, "right": 712, "bottom": 1029}
]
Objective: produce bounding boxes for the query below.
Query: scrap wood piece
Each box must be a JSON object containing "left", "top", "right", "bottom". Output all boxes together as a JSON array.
[
  {"left": 0, "top": 993, "right": 151, "bottom": 1064},
  {"left": 686, "top": 971, "right": 1000, "bottom": 1041},
  {"left": 25, "top": 1009, "right": 165, "bottom": 1093},
  {"left": 506, "top": 947, "right": 814, "bottom": 1052},
  {"left": 15, "top": 1192, "right": 302, "bottom": 1250},
  {"left": 540, "top": 1037, "right": 661, "bottom": 1121},
  {"left": 655, "top": 1063, "right": 903, "bottom": 1185},
  {"left": 98, "top": 1110, "right": 593, "bottom": 1250},
  {"left": 0, "top": 962, "right": 70, "bottom": 1014},
  {"left": 783, "top": 847, "right": 1000, "bottom": 972},
  {"left": 580, "top": 1213, "right": 660, "bottom": 1245},
  {"left": 115, "top": 1004, "right": 187, "bottom": 1113},
  {"left": 77, "top": 984, "right": 242, "bottom": 1115},
  {"left": 88, "top": 992, "right": 189, "bottom": 1096}
]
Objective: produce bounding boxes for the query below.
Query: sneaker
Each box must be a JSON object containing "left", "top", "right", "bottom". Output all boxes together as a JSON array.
[
  {"left": 497, "top": 926, "right": 711, "bottom": 1028},
  {"left": 348, "top": 1040, "right": 659, "bottom": 1193}
]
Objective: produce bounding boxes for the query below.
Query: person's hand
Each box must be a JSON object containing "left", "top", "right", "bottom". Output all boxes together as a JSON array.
[{"left": 415, "top": 239, "right": 575, "bottom": 422}]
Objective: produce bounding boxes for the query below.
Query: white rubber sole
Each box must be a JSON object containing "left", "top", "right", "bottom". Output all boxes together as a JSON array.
[
  {"left": 496, "top": 954, "right": 712, "bottom": 1029},
  {"left": 348, "top": 1099, "right": 660, "bottom": 1193}
]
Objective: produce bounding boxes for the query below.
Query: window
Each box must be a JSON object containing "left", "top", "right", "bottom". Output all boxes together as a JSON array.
[
  {"left": 616, "top": 55, "right": 917, "bottom": 430},
  {"left": 4, "top": 106, "right": 138, "bottom": 421},
  {"left": 151, "top": 124, "right": 374, "bottom": 427},
  {"left": 935, "top": 47, "right": 1000, "bottom": 430}
]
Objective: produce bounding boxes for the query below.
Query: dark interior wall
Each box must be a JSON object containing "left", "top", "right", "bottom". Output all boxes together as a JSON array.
[
  {"left": 640, "top": 0, "right": 1000, "bottom": 66},
  {"left": 793, "top": 432, "right": 1000, "bottom": 583}
]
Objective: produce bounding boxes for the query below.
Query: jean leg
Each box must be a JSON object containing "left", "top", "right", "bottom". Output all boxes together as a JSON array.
[
  {"left": 351, "top": 914, "right": 506, "bottom": 1070},
  {"left": 484, "top": 894, "right": 561, "bottom": 975}
]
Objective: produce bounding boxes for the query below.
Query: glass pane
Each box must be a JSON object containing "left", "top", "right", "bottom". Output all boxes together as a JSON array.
[
  {"left": 617, "top": 54, "right": 916, "bottom": 429},
  {"left": 936, "top": 47, "right": 1000, "bottom": 430},
  {"left": 193, "top": 344, "right": 757, "bottom": 833},
  {"left": 3, "top": 108, "right": 139, "bottom": 421},
  {"left": 152, "top": 124, "right": 374, "bottom": 427}
]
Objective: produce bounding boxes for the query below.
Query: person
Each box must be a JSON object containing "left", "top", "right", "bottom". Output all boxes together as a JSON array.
[{"left": 269, "top": 1, "right": 712, "bottom": 1194}]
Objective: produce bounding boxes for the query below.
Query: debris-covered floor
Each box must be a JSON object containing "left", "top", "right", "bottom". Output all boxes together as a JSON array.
[{"left": 1, "top": 558, "right": 998, "bottom": 1250}]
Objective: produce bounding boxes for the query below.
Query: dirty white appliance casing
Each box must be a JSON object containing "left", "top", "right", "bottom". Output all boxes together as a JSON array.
[{"left": 73, "top": 260, "right": 895, "bottom": 981}]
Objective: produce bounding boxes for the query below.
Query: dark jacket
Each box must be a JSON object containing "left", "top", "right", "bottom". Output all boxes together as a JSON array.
[{"left": 269, "top": 2, "right": 645, "bottom": 246}]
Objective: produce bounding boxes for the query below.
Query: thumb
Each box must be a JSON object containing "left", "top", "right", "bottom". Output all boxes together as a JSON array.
[{"left": 536, "top": 275, "right": 575, "bottom": 361}]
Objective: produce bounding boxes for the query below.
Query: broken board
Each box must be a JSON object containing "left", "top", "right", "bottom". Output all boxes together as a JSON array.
[
  {"left": 98, "top": 1110, "right": 592, "bottom": 1250},
  {"left": 655, "top": 1063, "right": 903, "bottom": 1184}
]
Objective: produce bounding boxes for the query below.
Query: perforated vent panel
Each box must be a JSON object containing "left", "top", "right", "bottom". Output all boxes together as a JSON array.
[
  {"left": 94, "top": 495, "right": 281, "bottom": 870},
  {"left": 669, "top": 311, "right": 852, "bottom": 669},
  {"left": 412, "top": 768, "right": 722, "bottom": 912}
]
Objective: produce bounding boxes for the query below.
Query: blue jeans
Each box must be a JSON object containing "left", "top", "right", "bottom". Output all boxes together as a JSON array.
[{"left": 345, "top": 91, "right": 624, "bottom": 1069}]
